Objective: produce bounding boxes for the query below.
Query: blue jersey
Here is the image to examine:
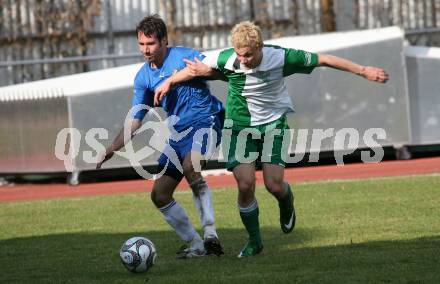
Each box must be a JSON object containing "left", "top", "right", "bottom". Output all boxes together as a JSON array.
[{"left": 132, "top": 46, "right": 224, "bottom": 132}]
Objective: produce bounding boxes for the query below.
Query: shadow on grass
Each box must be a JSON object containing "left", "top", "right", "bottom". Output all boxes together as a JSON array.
[{"left": 0, "top": 228, "right": 439, "bottom": 283}]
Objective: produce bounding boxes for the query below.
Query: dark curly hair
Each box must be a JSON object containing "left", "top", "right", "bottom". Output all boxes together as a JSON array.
[{"left": 136, "top": 14, "right": 167, "bottom": 43}]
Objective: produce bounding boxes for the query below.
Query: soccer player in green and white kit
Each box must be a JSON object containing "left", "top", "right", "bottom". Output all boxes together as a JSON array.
[{"left": 155, "top": 21, "right": 389, "bottom": 257}]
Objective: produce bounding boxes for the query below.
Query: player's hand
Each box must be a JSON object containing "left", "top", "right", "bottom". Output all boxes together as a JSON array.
[
  {"left": 154, "top": 80, "right": 171, "bottom": 106},
  {"left": 183, "top": 57, "right": 213, "bottom": 76},
  {"left": 360, "top": 66, "right": 389, "bottom": 83},
  {"left": 96, "top": 151, "right": 114, "bottom": 169}
]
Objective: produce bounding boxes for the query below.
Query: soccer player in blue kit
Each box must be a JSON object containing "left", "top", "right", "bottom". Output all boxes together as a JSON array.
[{"left": 97, "top": 15, "right": 224, "bottom": 258}]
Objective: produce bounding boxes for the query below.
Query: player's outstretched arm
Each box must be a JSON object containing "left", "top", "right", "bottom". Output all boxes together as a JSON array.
[
  {"left": 154, "top": 59, "right": 216, "bottom": 106},
  {"left": 96, "top": 119, "right": 142, "bottom": 169},
  {"left": 154, "top": 67, "right": 193, "bottom": 106},
  {"left": 184, "top": 57, "right": 220, "bottom": 78},
  {"left": 317, "top": 53, "right": 389, "bottom": 83},
  {"left": 186, "top": 58, "right": 227, "bottom": 82}
]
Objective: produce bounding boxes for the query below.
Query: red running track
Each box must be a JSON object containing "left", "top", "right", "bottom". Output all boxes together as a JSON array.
[{"left": 1, "top": 157, "right": 439, "bottom": 203}]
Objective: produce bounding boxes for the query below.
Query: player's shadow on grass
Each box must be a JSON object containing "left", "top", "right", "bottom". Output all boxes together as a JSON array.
[{"left": 0, "top": 230, "right": 439, "bottom": 283}]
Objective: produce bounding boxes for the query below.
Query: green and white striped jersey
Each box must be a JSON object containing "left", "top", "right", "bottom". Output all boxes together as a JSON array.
[{"left": 203, "top": 45, "right": 318, "bottom": 126}]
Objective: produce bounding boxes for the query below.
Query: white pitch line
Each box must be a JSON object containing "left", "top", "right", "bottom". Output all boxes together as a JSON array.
[
  {"left": 294, "top": 172, "right": 440, "bottom": 186},
  {"left": 201, "top": 169, "right": 232, "bottom": 177}
]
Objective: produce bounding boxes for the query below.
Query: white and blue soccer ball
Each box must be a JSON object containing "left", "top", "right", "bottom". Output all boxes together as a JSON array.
[{"left": 120, "top": 236, "right": 157, "bottom": 273}]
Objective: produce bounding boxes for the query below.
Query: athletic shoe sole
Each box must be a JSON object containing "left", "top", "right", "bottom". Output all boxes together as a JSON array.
[{"left": 204, "top": 237, "right": 225, "bottom": 256}]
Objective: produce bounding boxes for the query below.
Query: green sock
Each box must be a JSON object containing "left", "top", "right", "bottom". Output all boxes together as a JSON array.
[{"left": 239, "top": 205, "right": 262, "bottom": 245}]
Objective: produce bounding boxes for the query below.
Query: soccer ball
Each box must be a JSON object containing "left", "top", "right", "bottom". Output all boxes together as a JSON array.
[{"left": 120, "top": 236, "right": 157, "bottom": 273}]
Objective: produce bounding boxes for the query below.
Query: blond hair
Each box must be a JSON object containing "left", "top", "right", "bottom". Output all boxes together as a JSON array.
[{"left": 231, "top": 21, "right": 263, "bottom": 49}]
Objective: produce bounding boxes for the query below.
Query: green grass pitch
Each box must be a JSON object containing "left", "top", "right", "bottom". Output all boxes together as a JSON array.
[{"left": 1, "top": 174, "right": 439, "bottom": 283}]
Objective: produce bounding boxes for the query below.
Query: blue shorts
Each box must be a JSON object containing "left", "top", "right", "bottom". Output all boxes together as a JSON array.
[{"left": 157, "top": 114, "right": 223, "bottom": 178}]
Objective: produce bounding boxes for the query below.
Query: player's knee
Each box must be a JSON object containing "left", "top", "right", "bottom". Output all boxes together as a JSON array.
[
  {"left": 264, "top": 178, "right": 284, "bottom": 194},
  {"left": 151, "top": 190, "right": 172, "bottom": 208},
  {"left": 237, "top": 178, "right": 255, "bottom": 193}
]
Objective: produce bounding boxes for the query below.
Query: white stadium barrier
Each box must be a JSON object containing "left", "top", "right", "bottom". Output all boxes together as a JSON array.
[{"left": 405, "top": 46, "right": 440, "bottom": 145}]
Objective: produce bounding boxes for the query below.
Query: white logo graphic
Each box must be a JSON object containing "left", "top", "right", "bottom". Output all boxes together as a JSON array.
[
  {"left": 54, "top": 110, "right": 388, "bottom": 179},
  {"left": 284, "top": 213, "right": 295, "bottom": 231},
  {"left": 117, "top": 104, "right": 193, "bottom": 180}
]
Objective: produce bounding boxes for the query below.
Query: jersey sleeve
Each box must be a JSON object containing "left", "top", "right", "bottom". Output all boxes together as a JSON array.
[
  {"left": 283, "top": 48, "right": 318, "bottom": 76},
  {"left": 131, "top": 68, "right": 153, "bottom": 120},
  {"left": 201, "top": 50, "right": 221, "bottom": 69},
  {"left": 190, "top": 48, "right": 206, "bottom": 62}
]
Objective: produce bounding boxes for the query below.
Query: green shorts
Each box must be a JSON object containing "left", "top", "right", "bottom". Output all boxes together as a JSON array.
[{"left": 223, "top": 115, "right": 289, "bottom": 171}]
